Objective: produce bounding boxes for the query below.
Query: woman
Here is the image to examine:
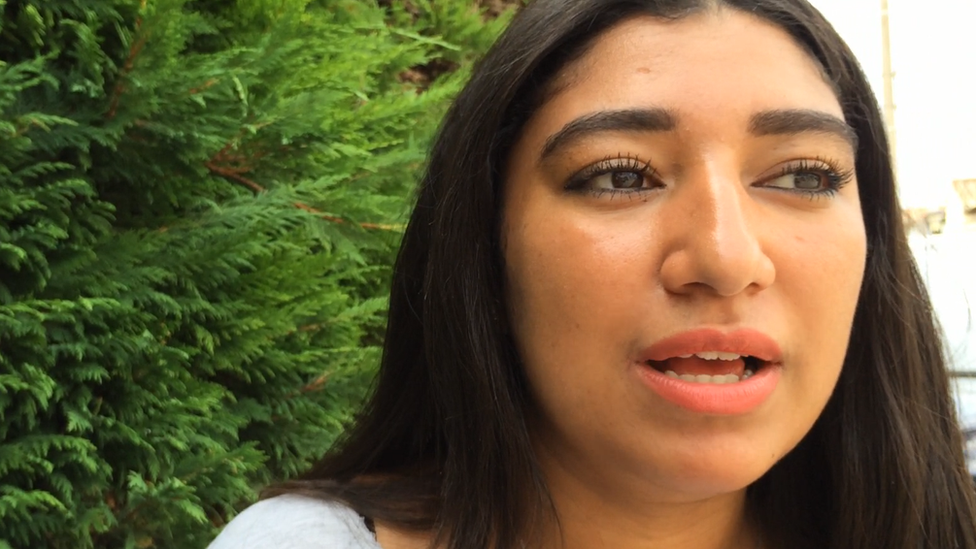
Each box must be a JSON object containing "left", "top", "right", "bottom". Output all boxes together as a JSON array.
[{"left": 209, "top": 0, "right": 976, "bottom": 548}]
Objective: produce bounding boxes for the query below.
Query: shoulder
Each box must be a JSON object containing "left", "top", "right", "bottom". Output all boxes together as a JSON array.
[{"left": 207, "top": 494, "right": 380, "bottom": 549}]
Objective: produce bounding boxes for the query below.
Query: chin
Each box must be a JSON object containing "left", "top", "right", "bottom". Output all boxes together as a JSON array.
[
  {"left": 666, "top": 462, "right": 770, "bottom": 501},
  {"left": 631, "top": 434, "right": 789, "bottom": 502}
]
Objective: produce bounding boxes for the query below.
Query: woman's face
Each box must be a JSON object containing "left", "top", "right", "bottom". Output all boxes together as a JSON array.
[{"left": 501, "top": 10, "right": 866, "bottom": 503}]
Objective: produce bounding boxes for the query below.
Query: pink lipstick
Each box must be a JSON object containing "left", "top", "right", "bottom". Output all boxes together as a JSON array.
[{"left": 635, "top": 328, "right": 783, "bottom": 415}]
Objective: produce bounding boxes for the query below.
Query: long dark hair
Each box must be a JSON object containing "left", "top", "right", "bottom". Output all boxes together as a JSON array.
[{"left": 268, "top": 1, "right": 976, "bottom": 548}]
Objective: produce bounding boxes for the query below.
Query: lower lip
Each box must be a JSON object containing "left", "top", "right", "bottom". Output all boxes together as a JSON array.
[{"left": 635, "top": 363, "right": 781, "bottom": 415}]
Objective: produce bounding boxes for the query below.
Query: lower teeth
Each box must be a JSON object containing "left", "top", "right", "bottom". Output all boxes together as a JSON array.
[{"left": 664, "top": 370, "right": 755, "bottom": 384}]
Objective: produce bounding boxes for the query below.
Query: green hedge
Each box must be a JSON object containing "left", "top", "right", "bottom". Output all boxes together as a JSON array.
[{"left": 0, "top": 1, "right": 511, "bottom": 547}]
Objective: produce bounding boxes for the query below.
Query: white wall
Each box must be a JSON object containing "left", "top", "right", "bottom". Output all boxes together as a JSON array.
[{"left": 809, "top": 0, "right": 976, "bottom": 209}]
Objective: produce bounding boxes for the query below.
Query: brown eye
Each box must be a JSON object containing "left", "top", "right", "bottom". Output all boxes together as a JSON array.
[
  {"left": 609, "top": 171, "right": 645, "bottom": 189},
  {"left": 565, "top": 155, "right": 661, "bottom": 196},
  {"left": 758, "top": 159, "right": 851, "bottom": 198},
  {"left": 765, "top": 171, "right": 827, "bottom": 191},
  {"left": 794, "top": 172, "right": 825, "bottom": 190},
  {"left": 587, "top": 170, "right": 649, "bottom": 191}
]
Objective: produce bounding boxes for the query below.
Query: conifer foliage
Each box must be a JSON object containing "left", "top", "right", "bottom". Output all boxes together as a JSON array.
[{"left": 0, "top": 1, "right": 509, "bottom": 547}]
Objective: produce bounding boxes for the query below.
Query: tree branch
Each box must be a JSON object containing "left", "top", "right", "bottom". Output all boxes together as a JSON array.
[
  {"left": 206, "top": 140, "right": 400, "bottom": 231},
  {"left": 205, "top": 162, "right": 264, "bottom": 193},
  {"left": 107, "top": 0, "right": 149, "bottom": 120}
]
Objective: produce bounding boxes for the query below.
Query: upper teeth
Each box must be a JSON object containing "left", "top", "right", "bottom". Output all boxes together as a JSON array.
[{"left": 677, "top": 352, "right": 741, "bottom": 361}]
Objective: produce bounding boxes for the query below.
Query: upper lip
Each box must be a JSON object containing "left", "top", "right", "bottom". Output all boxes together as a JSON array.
[{"left": 639, "top": 328, "right": 783, "bottom": 363}]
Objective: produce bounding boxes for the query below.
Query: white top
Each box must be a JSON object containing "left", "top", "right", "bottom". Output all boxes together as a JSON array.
[{"left": 207, "top": 495, "right": 382, "bottom": 549}]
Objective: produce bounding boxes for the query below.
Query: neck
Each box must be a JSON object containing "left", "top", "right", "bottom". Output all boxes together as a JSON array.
[{"left": 532, "top": 451, "right": 759, "bottom": 549}]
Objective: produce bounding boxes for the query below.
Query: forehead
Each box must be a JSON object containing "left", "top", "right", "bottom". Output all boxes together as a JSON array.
[{"left": 533, "top": 10, "right": 844, "bottom": 135}]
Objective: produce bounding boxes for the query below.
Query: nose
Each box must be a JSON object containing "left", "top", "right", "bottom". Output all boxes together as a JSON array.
[{"left": 659, "top": 165, "right": 776, "bottom": 297}]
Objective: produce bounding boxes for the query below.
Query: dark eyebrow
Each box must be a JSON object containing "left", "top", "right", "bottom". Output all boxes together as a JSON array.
[
  {"left": 749, "top": 109, "right": 858, "bottom": 150},
  {"left": 540, "top": 108, "right": 676, "bottom": 161},
  {"left": 538, "top": 107, "right": 858, "bottom": 163}
]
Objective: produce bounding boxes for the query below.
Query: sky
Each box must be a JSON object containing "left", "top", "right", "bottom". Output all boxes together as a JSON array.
[{"left": 809, "top": 0, "right": 976, "bottom": 209}]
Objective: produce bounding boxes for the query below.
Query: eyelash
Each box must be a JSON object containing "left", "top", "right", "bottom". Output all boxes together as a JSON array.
[
  {"left": 564, "top": 155, "right": 855, "bottom": 200},
  {"left": 763, "top": 157, "right": 855, "bottom": 200},
  {"left": 564, "top": 154, "right": 661, "bottom": 198}
]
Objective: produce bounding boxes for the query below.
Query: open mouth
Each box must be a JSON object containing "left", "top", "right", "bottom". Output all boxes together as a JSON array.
[
  {"left": 645, "top": 352, "right": 769, "bottom": 384},
  {"left": 636, "top": 330, "right": 783, "bottom": 413}
]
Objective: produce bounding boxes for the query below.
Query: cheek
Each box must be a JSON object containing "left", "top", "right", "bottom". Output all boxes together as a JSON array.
[
  {"left": 785, "top": 219, "right": 866, "bottom": 320},
  {"left": 777, "top": 214, "right": 866, "bottom": 387},
  {"left": 502, "top": 209, "right": 654, "bottom": 360}
]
